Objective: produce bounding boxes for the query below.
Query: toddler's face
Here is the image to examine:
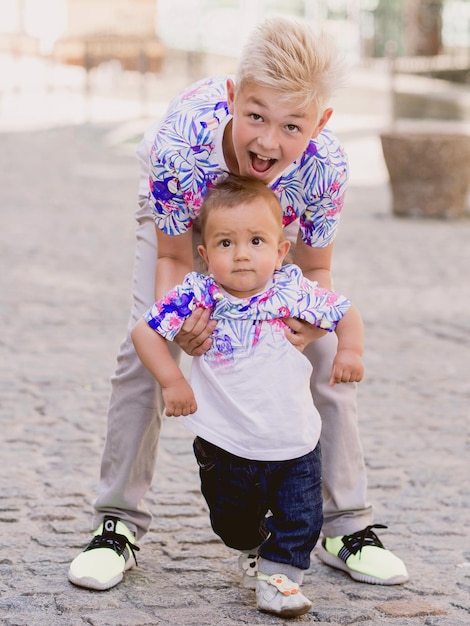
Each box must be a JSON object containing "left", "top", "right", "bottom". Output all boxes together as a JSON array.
[
  {"left": 198, "top": 198, "right": 290, "bottom": 299},
  {"left": 224, "top": 79, "right": 331, "bottom": 184}
]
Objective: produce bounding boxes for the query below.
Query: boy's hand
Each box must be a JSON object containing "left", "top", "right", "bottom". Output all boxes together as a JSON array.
[
  {"left": 163, "top": 379, "right": 197, "bottom": 417},
  {"left": 174, "top": 307, "right": 217, "bottom": 356},
  {"left": 284, "top": 318, "right": 327, "bottom": 351},
  {"left": 329, "top": 349, "right": 364, "bottom": 386}
]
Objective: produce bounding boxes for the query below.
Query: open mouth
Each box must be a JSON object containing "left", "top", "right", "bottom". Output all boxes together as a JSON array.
[{"left": 250, "top": 152, "right": 277, "bottom": 174}]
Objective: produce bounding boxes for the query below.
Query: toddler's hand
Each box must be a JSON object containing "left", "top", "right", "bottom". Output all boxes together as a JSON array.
[
  {"left": 329, "top": 349, "right": 364, "bottom": 386},
  {"left": 163, "top": 379, "right": 197, "bottom": 417}
]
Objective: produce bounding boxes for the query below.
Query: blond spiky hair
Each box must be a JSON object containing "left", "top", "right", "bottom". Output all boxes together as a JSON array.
[{"left": 236, "top": 16, "right": 346, "bottom": 112}]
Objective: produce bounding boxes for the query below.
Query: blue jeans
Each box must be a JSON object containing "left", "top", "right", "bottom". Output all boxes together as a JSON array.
[{"left": 193, "top": 437, "right": 323, "bottom": 571}]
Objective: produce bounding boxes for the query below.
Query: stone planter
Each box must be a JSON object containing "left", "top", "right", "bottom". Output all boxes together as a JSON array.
[{"left": 380, "top": 132, "right": 470, "bottom": 218}]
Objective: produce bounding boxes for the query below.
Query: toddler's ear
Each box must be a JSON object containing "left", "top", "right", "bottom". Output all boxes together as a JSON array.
[
  {"left": 197, "top": 244, "right": 209, "bottom": 268},
  {"left": 276, "top": 239, "right": 291, "bottom": 269}
]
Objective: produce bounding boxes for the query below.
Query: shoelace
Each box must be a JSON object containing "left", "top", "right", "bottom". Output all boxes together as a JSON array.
[
  {"left": 84, "top": 527, "right": 140, "bottom": 565},
  {"left": 341, "top": 524, "right": 388, "bottom": 556}
]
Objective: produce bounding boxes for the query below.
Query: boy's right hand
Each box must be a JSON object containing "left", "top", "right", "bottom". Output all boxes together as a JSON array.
[
  {"left": 174, "top": 307, "right": 216, "bottom": 356},
  {"left": 163, "top": 379, "right": 197, "bottom": 417}
]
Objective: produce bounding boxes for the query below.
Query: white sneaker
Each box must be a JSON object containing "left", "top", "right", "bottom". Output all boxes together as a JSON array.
[
  {"left": 68, "top": 516, "right": 139, "bottom": 590},
  {"left": 256, "top": 573, "right": 312, "bottom": 617}
]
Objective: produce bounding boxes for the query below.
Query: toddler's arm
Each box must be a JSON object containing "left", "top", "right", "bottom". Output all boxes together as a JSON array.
[
  {"left": 131, "top": 318, "right": 197, "bottom": 416},
  {"left": 330, "top": 304, "right": 365, "bottom": 386}
]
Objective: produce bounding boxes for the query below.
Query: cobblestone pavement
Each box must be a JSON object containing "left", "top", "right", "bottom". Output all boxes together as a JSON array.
[{"left": 1, "top": 83, "right": 469, "bottom": 625}]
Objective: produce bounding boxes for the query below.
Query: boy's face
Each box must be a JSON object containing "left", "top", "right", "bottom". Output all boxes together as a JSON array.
[
  {"left": 197, "top": 198, "right": 290, "bottom": 299},
  {"left": 224, "top": 79, "right": 332, "bottom": 184}
]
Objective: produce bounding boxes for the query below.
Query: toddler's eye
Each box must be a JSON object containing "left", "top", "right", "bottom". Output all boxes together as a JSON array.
[
  {"left": 251, "top": 113, "right": 263, "bottom": 122},
  {"left": 251, "top": 237, "right": 262, "bottom": 246},
  {"left": 220, "top": 239, "right": 231, "bottom": 248},
  {"left": 286, "top": 124, "right": 299, "bottom": 132}
]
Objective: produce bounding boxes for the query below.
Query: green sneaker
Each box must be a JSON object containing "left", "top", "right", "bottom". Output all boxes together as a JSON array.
[
  {"left": 317, "top": 524, "right": 408, "bottom": 585},
  {"left": 68, "top": 516, "right": 140, "bottom": 590}
]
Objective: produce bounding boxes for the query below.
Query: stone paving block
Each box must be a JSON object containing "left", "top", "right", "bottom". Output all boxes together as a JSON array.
[
  {"left": 376, "top": 599, "right": 447, "bottom": 617},
  {"left": 84, "top": 609, "right": 158, "bottom": 626},
  {"left": 2, "top": 614, "right": 88, "bottom": 626},
  {"left": 424, "top": 618, "right": 470, "bottom": 626}
]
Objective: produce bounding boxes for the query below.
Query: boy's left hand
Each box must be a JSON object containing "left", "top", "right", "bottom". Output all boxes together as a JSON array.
[
  {"left": 329, "top": 349, "right": 364, "bottom": 386},
  {"left": 284, "top": 318, "right": 327, "bottom": 351}
]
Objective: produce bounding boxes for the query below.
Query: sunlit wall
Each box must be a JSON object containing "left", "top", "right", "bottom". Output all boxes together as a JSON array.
[
  {"left": 1, "top": 0, "right": 468, "bottom": 60},
  {"left": 0, "top": 0, "right": 67, "bottom": 52}
]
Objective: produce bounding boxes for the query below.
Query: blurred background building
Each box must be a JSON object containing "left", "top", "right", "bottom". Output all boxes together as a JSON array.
[
  {"left": 1, "top": 0, "right": 469, "bottom": 58},
  {"left": 0, "top": 0, "right": 468, "bottom": 125}
]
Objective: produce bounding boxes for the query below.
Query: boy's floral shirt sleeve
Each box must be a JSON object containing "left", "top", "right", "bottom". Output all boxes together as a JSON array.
[
  {"left": 149, "top": 77, "right": 230, "bottom": 236},
  {"left": 274, "top": 264, "right": 351, "bottom": 329},
  {"left": 271, "top": 129, "right": 348, "bottom": 248},
  {"left": 143, "top": 273, "right": 220, "bottom": 341}
]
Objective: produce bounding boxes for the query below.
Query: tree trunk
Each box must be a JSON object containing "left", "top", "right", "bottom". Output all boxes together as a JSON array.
[{"left": 404, "top": 0, "right": 443, "bottom": 56}]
